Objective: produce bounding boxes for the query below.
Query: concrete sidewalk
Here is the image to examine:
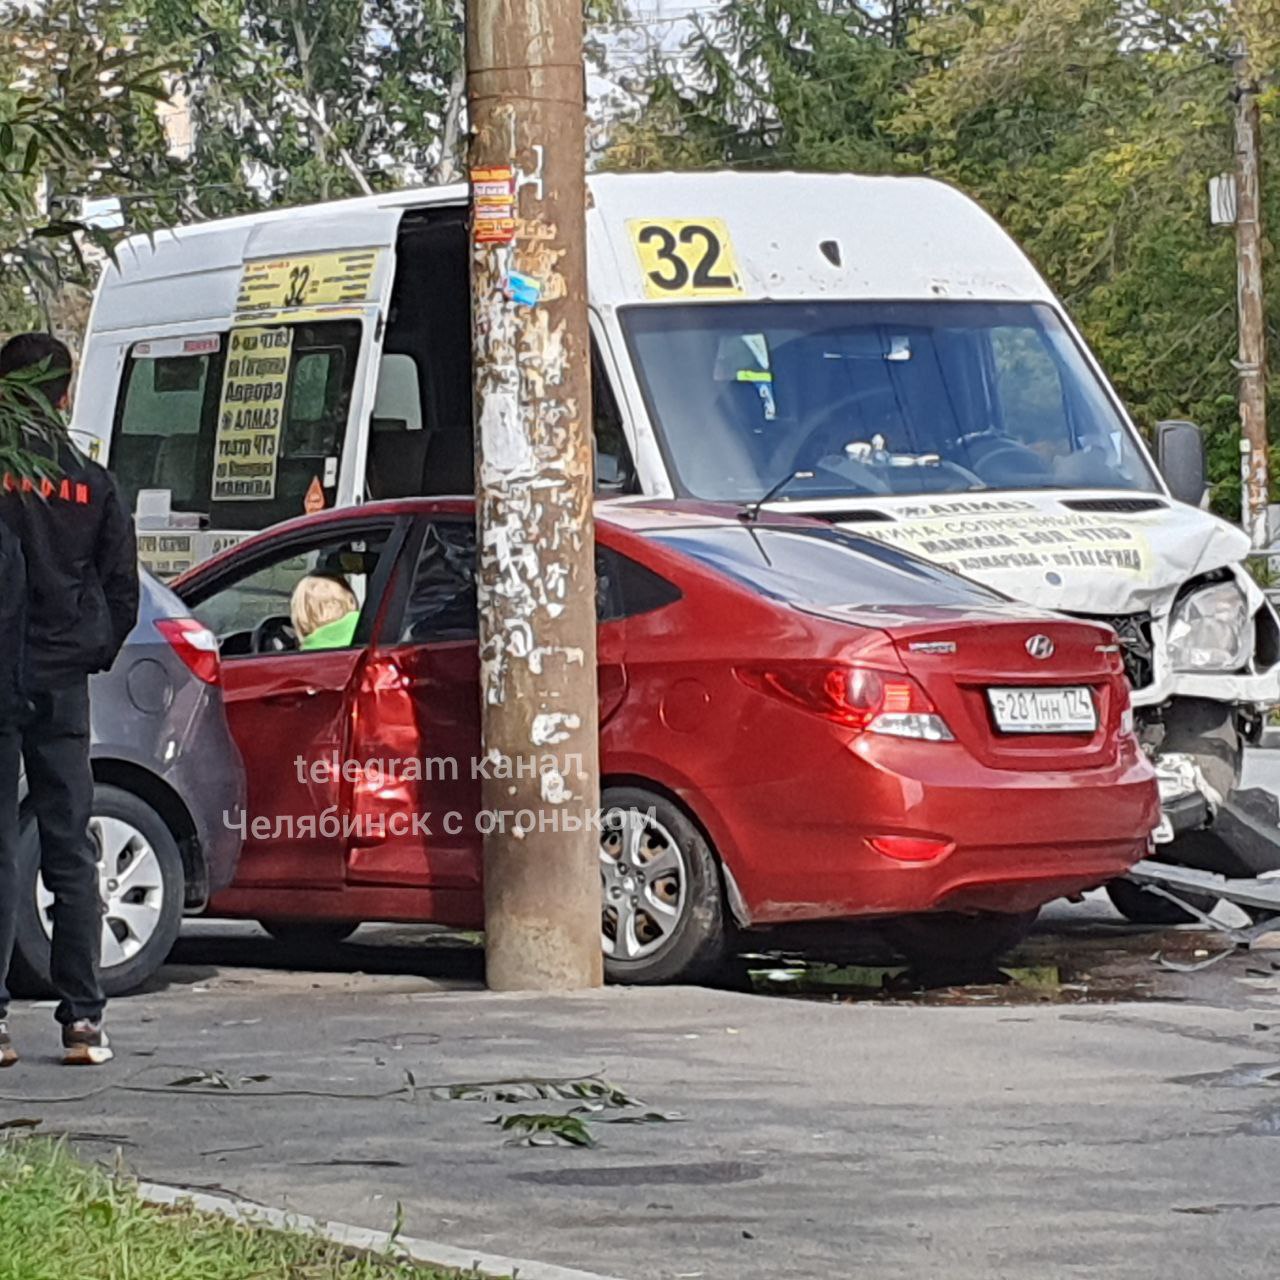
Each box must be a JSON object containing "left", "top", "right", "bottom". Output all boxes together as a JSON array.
[{"left": 3, "top": 939, "right": 1280, "bottom": 1280}]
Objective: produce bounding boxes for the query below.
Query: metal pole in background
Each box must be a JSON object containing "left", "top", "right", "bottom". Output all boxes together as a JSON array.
[
  {"left": 1232, "top": 34, "right": 1269, "bottom": 547},
  {"left": 465, "top": 0, "right": 603, "bottom": 990}
]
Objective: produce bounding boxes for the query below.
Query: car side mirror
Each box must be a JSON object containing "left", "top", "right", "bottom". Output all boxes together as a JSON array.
[{"left": 1156, "top": 420, "right": 1206, "bottom": 507}]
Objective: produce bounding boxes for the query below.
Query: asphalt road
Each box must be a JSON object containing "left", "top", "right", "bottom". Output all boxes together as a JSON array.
[
  {"left": 3, "top": 908, "right": 1280, "bottom": 1278},
  {"left": 1244, "top": 745, "right": 1280, "bottom": 794},
  {"left": 2, "top": 754, "right": 1278, "bottom": 1278}
]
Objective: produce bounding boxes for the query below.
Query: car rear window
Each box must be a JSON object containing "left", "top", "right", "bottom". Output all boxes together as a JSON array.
[{"left": 655, "top": 526, "right": 1006, "bottom": 609}]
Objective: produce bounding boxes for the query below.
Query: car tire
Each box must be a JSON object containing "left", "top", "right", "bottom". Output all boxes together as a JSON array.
[
  {"left": 10, "top": 784, "right": 185, "bottom": 999},
  {"left": 258, "top": 920, "right": 359, "bottom": 946},
  {"left": 600, "top": 786, "right": 729, "bottom": 985},
  {"left": 1105, "top": 877, "right": 1217, "bottom": 925},
  {"left": 884, "top": 908, "right": 1040, "bottom": 970}
]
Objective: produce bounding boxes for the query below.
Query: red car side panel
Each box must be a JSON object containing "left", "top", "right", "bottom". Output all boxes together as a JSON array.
[{"left": 212, "top": 648, "right": 363, "bottom": 894}]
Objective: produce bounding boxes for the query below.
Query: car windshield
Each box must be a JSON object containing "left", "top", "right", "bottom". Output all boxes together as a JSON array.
[
  {"left": 622, "top": 300, "right": 1160, "bottom": 504},
  {"left": 656, "top": 525, "right": 1007, "bottom": 609}
]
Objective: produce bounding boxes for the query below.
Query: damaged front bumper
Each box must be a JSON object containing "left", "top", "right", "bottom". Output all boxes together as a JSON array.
[
  {"left": 1151, "top": 757, "right": 1280, "bottom": 877},
  {"left": 1151, "top": 752, "right": 1219, "bottom": 845}
]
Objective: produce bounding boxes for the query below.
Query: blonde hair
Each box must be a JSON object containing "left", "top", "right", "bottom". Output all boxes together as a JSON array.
[{"left": 291, "top": 574, "right": 358, "bottom": 640}]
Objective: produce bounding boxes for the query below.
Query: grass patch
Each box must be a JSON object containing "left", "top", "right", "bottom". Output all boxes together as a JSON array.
[{"left": 0, "top": 1139, "right": 488, "bottom": 1280}]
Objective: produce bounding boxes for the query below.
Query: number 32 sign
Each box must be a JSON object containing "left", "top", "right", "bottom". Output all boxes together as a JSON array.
[{"left": 628, "top": 219, "right": 744, "bottom": 299}]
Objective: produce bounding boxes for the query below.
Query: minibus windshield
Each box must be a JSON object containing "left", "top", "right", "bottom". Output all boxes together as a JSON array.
[{"left": 621, "top": 300, "right": 1160, "bottom": 504}]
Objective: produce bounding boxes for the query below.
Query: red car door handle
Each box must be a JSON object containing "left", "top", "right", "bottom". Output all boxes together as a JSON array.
[{"left": 262, "top": 685, "right": 321, "bottom": 705}]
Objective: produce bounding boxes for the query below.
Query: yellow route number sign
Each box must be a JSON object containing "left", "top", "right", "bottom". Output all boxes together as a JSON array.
[
  {"left": 627, "top": 219, "right": 743, "bottom": 299},
  {"left": 237, "top": 249, "right": 381, "bottom": 318}
]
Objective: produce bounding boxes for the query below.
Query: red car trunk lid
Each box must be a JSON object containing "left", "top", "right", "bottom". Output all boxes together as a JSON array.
[{"left": 880, "top": 606, "right": 1125, "bottom": 771}]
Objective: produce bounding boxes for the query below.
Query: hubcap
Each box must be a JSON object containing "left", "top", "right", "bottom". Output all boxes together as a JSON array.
[
  {"left": 35, "top": 816, "right": 165, "bottom": 970},
  {"left": 600, "top": 808, "right": 687, "bottom": 961}
]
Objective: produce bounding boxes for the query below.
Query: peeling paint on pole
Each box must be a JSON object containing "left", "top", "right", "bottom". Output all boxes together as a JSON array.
[
  {"left": 1233, "top": 36, "right": 1268, "bottom": 548},
  {"left": 467, "top": 0, "right": 603, "bottom": 991}
]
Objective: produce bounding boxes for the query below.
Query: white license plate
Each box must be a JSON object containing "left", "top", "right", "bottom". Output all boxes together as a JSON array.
[{"left": 987, "top": 686, "right": 1097, "bottom": 734}]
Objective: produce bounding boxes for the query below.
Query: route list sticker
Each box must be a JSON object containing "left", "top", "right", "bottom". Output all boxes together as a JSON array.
[
  {"left": 212, "top": 327, "right": 293, "bottom": 501},
  {"left": 236, "top": 250, "right": 380, "bottom": 317}
]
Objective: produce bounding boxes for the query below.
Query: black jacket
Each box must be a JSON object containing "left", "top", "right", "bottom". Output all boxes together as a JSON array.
[
  {"left": 0, "top": 436, "right": 139, "bottom": 690},
  {"left": 0, "top": 518, "right": 25, "bottom": 720}
]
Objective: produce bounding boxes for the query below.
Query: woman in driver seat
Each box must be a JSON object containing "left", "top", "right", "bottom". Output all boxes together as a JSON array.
[{"left": 291, "top": 574, "right": 359, "bottom": 650}]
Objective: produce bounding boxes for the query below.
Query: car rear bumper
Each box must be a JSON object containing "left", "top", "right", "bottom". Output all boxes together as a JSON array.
[{"left": 697, "top": 735, "right": 1160, "bottom": 925}]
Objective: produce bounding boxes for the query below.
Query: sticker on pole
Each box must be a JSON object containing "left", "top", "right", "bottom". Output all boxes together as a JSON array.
[
  {"left": 627, "top": 219, "right": 743, "bottom": 299},
  {"left": 472, "top": 166, "right": 517, "bottom": 245},
  {"left": 236, "top": 250, "right": 381, "bottom": 318}
]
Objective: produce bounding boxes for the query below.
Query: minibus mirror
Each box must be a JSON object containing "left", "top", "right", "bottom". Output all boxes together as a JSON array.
[
  {"left": 1156, "top": 420, "right": 1206, "bottom": 507},
  {"left": 596, "top": 449, "right": 624, "bottom": 493}
]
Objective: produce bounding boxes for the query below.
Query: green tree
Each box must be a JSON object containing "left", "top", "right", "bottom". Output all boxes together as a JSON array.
[
  {"left": 0, "top": 0, "right": 182, "bottom": 469},
  {"left": 0, "top": 0, "right": 183, "bottom": 327},
  {"left": 138, "top": 0, "right": 465, "bottom": 214},
  {"left": 608, "top": 0, "right": 1280, "bottom": 516}
]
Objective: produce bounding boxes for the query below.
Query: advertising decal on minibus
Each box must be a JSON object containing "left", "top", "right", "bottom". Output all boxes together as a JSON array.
[
  {"left": 211, "top": 326, "right": 292, "bottom": 501},
  {"left": 863, "top": 508, "right": 1151, "bottom": 580}
]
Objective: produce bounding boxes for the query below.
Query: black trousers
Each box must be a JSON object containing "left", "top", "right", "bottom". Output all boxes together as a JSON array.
[{"left": 0, "top": 682, "right": 104, "bottom": 1024}]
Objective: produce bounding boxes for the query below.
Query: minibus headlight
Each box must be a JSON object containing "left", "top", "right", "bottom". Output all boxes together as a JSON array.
[{"left": 1168, "top": 581, "right": 1254, "bottom": 672}]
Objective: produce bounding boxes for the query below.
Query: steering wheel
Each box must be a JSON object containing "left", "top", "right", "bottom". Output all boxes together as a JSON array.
[
  {"left": 252, "top": 615, "right": 298, "bottom": 654},
  {"left": 967, "top": 440, "right": 1049, "bottom": 485},
  {"left": 793, "top": 393, "right": 988, "bottom": 490},
  {"left": 788, "top": 393, "right": 877, "bottom": 472}
]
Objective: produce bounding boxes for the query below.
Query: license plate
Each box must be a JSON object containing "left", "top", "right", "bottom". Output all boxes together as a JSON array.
[{"left": 987, "top": 686, "right": 1097, "bottom": 734}]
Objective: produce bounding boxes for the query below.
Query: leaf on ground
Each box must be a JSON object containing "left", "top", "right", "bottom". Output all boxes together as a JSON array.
[
  {"left": 599, "top": 1111, "right": 685, "bottom": 1126},
  {"left": 437, "top": 1076, "right": 635, "bottom": 1107},
  {"left": 490, "top": 1113, "right": 598, "bottom": 1148},
  {"left": 0, "top": 1118, "right": 41, "bottom": 1131},
  {"left": 165, "top": 1072, "right": 225, "bottom": 1089},
  {"left": 163, "top": 1071, "right": 271, "bottom": 1091}
]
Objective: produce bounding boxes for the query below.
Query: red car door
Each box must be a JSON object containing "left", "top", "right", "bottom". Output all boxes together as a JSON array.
[
  {"left": 221, "top": 647, "right": 366, "bottom": 887},
  {"left": 182, "top": 519, "right": 405, "bottom": 891},
  {"left": 344, "top": 519, "right": 482, "bottom": 890},
  {"left": 344, "top": 519, "right": 634, "bottom": 894}
]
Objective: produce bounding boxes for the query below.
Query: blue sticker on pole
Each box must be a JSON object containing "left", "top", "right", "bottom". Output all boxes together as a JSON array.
[{"left": 506, "top": 271, "right": 543, "bottom": 307}]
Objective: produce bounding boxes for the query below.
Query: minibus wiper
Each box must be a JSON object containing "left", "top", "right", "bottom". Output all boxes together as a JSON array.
[{"left": 740, "top": 469, "right": 815, "bottom": 524}]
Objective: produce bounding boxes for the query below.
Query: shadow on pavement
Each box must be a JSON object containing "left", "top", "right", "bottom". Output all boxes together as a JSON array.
[{"left": 164, "top": 922, "right": 487, "bottom": 987}]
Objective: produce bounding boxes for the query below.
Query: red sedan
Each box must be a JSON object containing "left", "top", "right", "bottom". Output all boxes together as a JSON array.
[{"left": 173, "top": 499, "right": 1159, "bottom": 982}]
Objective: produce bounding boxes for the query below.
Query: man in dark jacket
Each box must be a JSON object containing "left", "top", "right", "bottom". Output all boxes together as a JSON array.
[{"left": 0, "top": 333, "right": 138, "bottom": 1067}]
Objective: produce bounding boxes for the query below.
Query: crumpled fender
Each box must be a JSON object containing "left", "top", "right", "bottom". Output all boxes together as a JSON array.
[{"left": 813, "top": 491, "right": 1280, "bottom": 711}]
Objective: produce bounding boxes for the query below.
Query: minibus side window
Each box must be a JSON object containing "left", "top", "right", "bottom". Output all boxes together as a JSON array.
[
  {"left": 111, "top": 342, "right": 226, "bottom": 513},
  {"left": 592, "top": 346, "right": 638, "bottom": 495}
]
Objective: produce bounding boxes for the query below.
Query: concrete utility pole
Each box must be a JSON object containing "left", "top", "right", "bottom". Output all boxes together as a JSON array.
[
  {"left": 465, "top": 0, "right": 603, "bottom": 990},
  {"left": 1232, "top": 34, "right": 1269, "bottom": 547}
]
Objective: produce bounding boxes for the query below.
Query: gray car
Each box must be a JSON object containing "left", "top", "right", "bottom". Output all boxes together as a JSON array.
[{"left": 10, "top": 572, "right": 244, "bottom": 996}]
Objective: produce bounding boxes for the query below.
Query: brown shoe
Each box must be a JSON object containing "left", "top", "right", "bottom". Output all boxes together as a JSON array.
[
  {"left": 62, "top": 1019, "right": 113, "bottom": 1066},
  {"left": 0, "top": 1021, "right": 16, "bottom": 1068}
]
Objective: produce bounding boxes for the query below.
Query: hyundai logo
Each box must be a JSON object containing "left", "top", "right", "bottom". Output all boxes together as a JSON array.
[{"left": 1025, "top": 634, "right": 1055, "bottom": 660}]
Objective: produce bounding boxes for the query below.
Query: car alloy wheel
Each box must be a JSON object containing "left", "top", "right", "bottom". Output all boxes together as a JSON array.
[
  {"left": 35, "top": 815, "right": 166, "bottom": 970},
  {"left": 600, "top": 807, "right": 689, "bottom": 962}
]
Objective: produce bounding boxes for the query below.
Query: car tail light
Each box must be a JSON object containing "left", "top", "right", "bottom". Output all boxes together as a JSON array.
[
  {"left": 738, "top": 664, "right": 954, "bottom": 741},
  {"left": 156, "top": 617, "right": 221, "bottom": 685}
]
